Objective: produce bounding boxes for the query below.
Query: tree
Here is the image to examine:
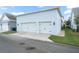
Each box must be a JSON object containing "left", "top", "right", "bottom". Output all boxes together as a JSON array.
[
  {"left": 65, "top": 17, "right": 71, "bottom": 28},
  {"left": 75, "top": 17, "right": 79, "bottom": 24}
]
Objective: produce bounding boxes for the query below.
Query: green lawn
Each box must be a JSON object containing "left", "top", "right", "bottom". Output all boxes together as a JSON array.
[
  {"left": 49, "top": 29, "right": 79, "bottom": 46},
  {"left": 1, "top": 31, "right": 16, "bottom": 34}
]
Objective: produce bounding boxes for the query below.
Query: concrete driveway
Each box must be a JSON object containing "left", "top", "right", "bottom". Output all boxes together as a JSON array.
[
  {"left": 11, "top": 32, "right": 52, "bottom": 42},
  {"left": 0, "top": 34, "right": 47, "bottom": 53},
  {"left": 0, "top": 34, "right": 79, "bottom": 53}
]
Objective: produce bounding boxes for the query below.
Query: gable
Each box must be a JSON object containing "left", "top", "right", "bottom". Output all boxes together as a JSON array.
[
  {"left": 1, "top": 14, "right": 10, "bottom": 21},
  {"left": 5, "top": 13, "right": 16, "bottom": 20}
]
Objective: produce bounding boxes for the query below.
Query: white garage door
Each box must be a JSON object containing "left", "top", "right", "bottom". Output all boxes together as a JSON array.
[
  {"left": 39, "top": 22, "right": 52, "bottom": 34},
  {"left": 2, "top": 23, "right": 8, "bottom": 31},
  {"left": 21, "top": 22, "right": 37, "bottom": 32}
]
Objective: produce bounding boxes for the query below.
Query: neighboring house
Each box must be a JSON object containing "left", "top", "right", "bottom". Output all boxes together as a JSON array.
[
  {"left": 71, "top": 7, "right": 79, "bottom": 31},
  {"left": 16, "top": 8, "right": 62, "bottom": 35},
  {"left": 0, "top": 13, "right": 16, "bottom": 32}
]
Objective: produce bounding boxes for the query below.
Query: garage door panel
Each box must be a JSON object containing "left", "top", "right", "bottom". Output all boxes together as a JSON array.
[
  {"left": 21, "top": 21, "right": 52, "bottom": 34},
  {"left": 39, "top": 22, "right": 52, "bottom": 34},
  {"left": 21, "top": 22, "right": 37, "bottom": 33}
]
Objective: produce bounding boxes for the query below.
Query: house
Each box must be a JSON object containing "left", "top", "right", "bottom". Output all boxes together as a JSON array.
[
  {"left": 71, "top": 7, "right": 79, "bottom": 31},
  {"left": 0, "top": 13, "right": 16, "bottom": 32},
  {"left": 16, "top": 8, "right": 62, "bottom": 35}
]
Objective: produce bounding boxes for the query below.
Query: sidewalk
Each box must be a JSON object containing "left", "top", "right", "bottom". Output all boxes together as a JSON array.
[{"left": 11, "top": 32, "right": 53, "bottom": 42}]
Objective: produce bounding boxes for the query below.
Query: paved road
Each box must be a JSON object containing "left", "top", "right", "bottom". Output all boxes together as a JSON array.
[{"left": 0, "top": 34, "right": 79, "bottom": 53}]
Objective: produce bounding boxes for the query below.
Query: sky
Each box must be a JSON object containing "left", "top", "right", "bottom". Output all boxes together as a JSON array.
[
  {"left": 0, "top": 6, "right": 72, "bottom": 20},
  {"left": 0, "top": 0, "right": 79, "bottom": 21}
]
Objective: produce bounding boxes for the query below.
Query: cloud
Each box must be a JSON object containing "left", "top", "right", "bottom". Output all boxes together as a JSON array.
[
  {"left": 37, "top": 6, "right": 45, "bottom": 8},
  {"left": 0, "top": 6, "right": 15, "bottom": 11},
  {"left": 11, "top": 12, "right": 25, "bottom": 16},
  {"left": 0, "top": 7, "right": 8, "bottom": 10},
  {"left": 64, "top": 9, "right": 71, "bottom": 15},
  {"left": 64, "top": 14, "right": 71, "bottom": 20},
  {"left": 67, "top": 5, "right": 79, "bottom": 9},
  {"left": 64, "top": 7, "right": 72, "bottom": 20}
]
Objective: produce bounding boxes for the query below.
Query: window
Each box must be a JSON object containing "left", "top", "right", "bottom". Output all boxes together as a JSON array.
[{"left": 53, "top": 22, "right": 55, "bottom": 25}]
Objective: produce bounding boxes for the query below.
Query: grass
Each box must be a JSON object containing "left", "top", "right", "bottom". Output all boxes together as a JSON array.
[
  {"left": 49, "top": 29, "right": 79, "bottom": 46},
  {"left": 1, "top": 31, "right": 16, "bottom": 34}
]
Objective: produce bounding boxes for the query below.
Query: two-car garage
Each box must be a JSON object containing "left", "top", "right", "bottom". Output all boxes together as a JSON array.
[
  {"left": 20, "top": 21, "right": 52, "bottom": 34},
  {"left": 17, "top": 8, "right": 62, "bottom": 35}
]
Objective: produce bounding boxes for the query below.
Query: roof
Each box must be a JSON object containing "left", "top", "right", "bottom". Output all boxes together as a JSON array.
[
  {"left": 0, "top": 13, "right": 16, "bottom": 21},
  {"left": 5, "top": 13, "right": 16, "bottom": 20},
  {"left": 17, "top": 7, "right": 62, "bottom": 17},
  {"left": 0, "top": 14, "right": 4, "bottom": 21}
]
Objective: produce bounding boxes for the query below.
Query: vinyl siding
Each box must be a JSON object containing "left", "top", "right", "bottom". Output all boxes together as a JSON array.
[{"left": 17, "top": 10, "right": 61, "bottom": 35}]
